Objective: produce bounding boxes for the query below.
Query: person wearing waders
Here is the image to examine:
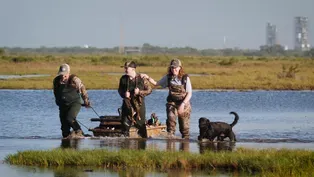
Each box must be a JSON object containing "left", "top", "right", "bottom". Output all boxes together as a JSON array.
[
  {"left": 118, "top": 61, "right": 152, "bottom": 138},
  {"left": 53, "top": 64, "right": 91, "bottom": 139},
  {"left": 141, "top": 59, "right": 192, "bottom": 139}
]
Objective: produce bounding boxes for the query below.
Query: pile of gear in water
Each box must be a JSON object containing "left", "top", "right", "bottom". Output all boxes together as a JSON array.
[{"left": 65, "top": 112, "right": 162, "bottom": 139}]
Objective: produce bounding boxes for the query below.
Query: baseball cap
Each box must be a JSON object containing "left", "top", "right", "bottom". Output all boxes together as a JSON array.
[
  {"left": 58, "top": 64, "right": 70, "bottom": 75},
  {"left": 170, "top": 58, "right": 182, "bottom": 68},
  {"left": 122, "top": 61, "right": 137, "bottom": 68}
]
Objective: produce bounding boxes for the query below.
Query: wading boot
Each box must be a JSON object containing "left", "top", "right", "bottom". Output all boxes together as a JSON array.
[
  {"left": 167, "top": 132, "right": 175, "bottom": 139},
  {"left": 75, "top": 129, "right": 84, "bottom": 138}
]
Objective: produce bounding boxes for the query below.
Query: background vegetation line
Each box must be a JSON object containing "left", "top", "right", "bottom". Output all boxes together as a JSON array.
[{"left": 0, "top": 54, "right": 314, "bottom": 90}]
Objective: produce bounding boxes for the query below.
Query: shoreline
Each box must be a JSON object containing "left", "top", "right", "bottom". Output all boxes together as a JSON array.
[{"left": 0, "top": 88, "right": 313, "bottom": 92}]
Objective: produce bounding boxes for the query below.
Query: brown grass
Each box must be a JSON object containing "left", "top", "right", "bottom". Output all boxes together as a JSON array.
[{"left": 1, "top": 55, "right": 314, "bottom": 90}]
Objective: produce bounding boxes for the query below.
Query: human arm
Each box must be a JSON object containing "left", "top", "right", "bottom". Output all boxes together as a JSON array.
[
  {"left": 72, "top": 76, "right": 91, "bottom": 107},
  {"left": 178, "top": 91, "right": 192, "bottom": 116},
  {"left": 178, "top": 77, "right": 192, "bottom": 115},
  {"left": 140, "top": 74, "right": 168, "bottom": 88},
  {"left": 136, "top": 77, "right": 152, "bottom": 97},
  {"left": 118, "top": 76, "right": 130, "bottom": 98},
  {"left": 140, "top": 73, "right": 159, "bottom": 86},
  {"left": 182, "top": 77, "right": 192, "bottom": 104},
  {"left": 52, "top": 76, "right": 60, "bottom": 106},
  {"left": 147, "top": 76, "right": 158, "bottom": 86}
]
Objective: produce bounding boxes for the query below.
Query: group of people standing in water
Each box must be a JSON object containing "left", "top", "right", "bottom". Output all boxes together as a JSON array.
[{"left": 53, "top": 58, "right": 192, "bottom": 139}]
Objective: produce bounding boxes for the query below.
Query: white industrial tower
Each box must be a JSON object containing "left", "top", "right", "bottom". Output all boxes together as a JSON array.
[
  {"left": 294, "top": 16, "right": 310, "bottom": 51},
  {"left": 266, "top": 22, "right": 277, "bottom": 47}
]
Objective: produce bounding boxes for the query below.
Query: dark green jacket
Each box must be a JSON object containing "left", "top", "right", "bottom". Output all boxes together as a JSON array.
[
  {"left": 118, "top": 74, "right": 152, "bottom": 99},
  {"left": 118, "top": 74, "right": 152, "bottom": 120},
  {"left": 53, "top": 75, "right": 81, "bottom": 106}
]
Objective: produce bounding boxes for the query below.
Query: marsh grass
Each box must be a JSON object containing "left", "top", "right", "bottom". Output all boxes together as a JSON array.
[
  {"left": 1, "top": 55, "right": 314, "bottom": 90},
  {"left": 5, "top": 148, "right": 314, "bottom": 176}
]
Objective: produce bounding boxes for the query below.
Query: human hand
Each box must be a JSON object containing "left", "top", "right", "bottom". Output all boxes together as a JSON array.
[
  {"left": 85, "top": 101, "right": 91, "bottom": 108},
  {"left": 134, "top": 88, "right": 140, "bottom": 95},
  {"left": 140, "top": 73, "right": 148, "bottom": 79},
  {"left": 178, "top": 102, "right": 185, "bottom": 116},
  {"left": 82, "top": 101, "right": 91, "bottom": 108},
  {"left": 125, "top": 91, "right": 130, "bottom": 98}
]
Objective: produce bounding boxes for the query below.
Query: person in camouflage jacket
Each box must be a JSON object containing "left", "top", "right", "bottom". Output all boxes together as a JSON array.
[
  {"left": 53, "top": 63, "right": 91, "bottom": 138},
  {"left": 118, "top": 61, "right": 152, "bottom": 138}
]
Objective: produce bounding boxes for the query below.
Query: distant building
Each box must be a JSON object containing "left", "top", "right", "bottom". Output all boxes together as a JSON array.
[
  {"left": 294, "top": 16, "right": 310, "bottom": 51},
  {"left": 124, "top": 46, "right": 141, "bottom": 55},
  {"left": 266, "top": 22, "right": 277, "bottom": 47}
]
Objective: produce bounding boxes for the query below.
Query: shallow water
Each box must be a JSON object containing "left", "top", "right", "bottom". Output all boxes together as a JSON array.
[
  {"left": 0, "top": 74, "right": 50, "bottom": 79},
  {"left": 1, "top": 90, "right": 314, "bottom": 177},
  {"left": 1, "top": 89, "right": 314, "bottom": 141}
]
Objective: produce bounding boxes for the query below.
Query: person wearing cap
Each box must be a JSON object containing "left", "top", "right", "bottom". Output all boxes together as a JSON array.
[
  {"left": 141, "top": 58, "right": 192, "bottom": 139},
  {"left": 53, "top": 63, "right": 91, "bottom": 139},
  {"left": 118, "top": 61, "right": 152, "bottom": 137}
]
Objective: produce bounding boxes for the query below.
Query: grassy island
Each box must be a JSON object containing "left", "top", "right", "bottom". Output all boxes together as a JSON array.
[
  {"left": 5, "top": 148, "right": 314, "bottom": 176},
  {"left": 1, "top": 55, "right": 314, "bottom": 90}
]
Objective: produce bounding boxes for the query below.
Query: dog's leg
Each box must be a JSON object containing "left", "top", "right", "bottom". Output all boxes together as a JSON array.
[
  {"left": 233, "top": 131, "right": 237, "bottom": 141},
  {"left": 228, "top": 131, "right": 236, "bottom": 142},
  {"left": 217, "top": 135, "right": 225, "bottom": 141}
]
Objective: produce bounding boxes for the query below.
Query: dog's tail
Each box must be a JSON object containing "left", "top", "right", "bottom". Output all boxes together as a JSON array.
[{"left": 229, "top": 112, "right": 239, "bottom": 127}]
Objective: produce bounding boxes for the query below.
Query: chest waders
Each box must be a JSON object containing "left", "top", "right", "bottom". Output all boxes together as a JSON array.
[
  {"left": 166, "top": 74, "right": 191, "bottom": 139},
  {"left": 121, "top": 75, "right": 147, "bottom": 138},
  {"left": 54, "top": 75, "right": 82, "bottom": 138}
]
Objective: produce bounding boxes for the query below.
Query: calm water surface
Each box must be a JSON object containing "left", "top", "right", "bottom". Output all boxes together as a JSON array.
[{"left": 1, "top": 89, "right": 314, "bottom": 177}]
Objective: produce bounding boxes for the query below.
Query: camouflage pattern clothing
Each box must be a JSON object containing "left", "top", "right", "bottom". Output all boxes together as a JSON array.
[
  {"left": 118, "top": 74, "right": 152, "bottom": 137},
  {"left": 53, "top": 74, "right": 90, "bottom": 138},
  {"left": 166, "top": 101, "right": 191, "bottom": 138},
  {"left": 158, "top": 74, "right": 192, "bottom": 139}
]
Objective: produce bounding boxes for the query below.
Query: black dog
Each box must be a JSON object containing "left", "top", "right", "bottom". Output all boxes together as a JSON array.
[{"left": 198, "top": 112, "right": 239, "bottom": 142}]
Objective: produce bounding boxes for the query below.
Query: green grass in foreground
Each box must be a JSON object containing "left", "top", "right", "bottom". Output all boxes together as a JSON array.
[{"left": 5, "top": 148, "right": 314, "bottom": 176}]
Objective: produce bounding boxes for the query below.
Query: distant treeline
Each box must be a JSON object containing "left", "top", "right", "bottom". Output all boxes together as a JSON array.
[{"left": 1, "top": 43, "right": 313, "bottom": 57}]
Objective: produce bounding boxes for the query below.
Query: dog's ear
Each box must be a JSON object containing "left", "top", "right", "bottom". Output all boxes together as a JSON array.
[
  {"left": 199, "top": 117, "right": 206, "bottom": 124},
  {"left": 206, "top": 119, "right": 210, "bottom": 125}
]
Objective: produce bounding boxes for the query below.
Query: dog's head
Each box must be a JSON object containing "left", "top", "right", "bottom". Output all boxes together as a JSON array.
[
  {"left": 198, "top": 117, "right": 213, "bottom": 140},
  {"left": 199, "top": 117, "right": 209, "bottom": 127}
]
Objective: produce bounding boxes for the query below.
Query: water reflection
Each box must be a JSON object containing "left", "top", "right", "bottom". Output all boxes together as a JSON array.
[
  {"left": 117, "top": 168, "right": 146, "bottom": 177},
  {"left": 54, "top": 167, "right": 88, "bottom": 177},
  {"left": 165, "top": 170, "right": 192, "bottom": 177},
  {"left": 199, "top": 141, "right": 235, "bottom": 154},
  {"left": 5, "top": 164, "right": 236, "bottom": 177},
  {"left": 51, "top": 167, "right": 196, "bottom": 177},
  {"left": 166, "top": 139, "right": 190, "bottom": 152},
  {"left": 58, "top": 138, "right": 196, "bottom": 153},
  {"left": 58, "top": 138, "right": 238, "bottom": 155},
  {"left": 99, "top": 138, "right": 147, "bottom": 150},
  {"left": 60, "top": 139, "right": 80, "bottom": 149},
  {"left": 6, "top": 163, "right": 235, "bottom": 177},
  {"left": 120, "top": 138, "right": 147, "bottom": 150}
]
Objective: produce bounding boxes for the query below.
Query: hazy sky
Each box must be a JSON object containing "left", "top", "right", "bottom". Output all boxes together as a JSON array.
[{"left": 1, "top": 0, "right": 313, "bottom": 49}]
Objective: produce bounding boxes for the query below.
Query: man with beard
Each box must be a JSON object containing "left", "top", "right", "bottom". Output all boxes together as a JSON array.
[{"left": 118, "top": 61, "right": 152, "bottom": 138}]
